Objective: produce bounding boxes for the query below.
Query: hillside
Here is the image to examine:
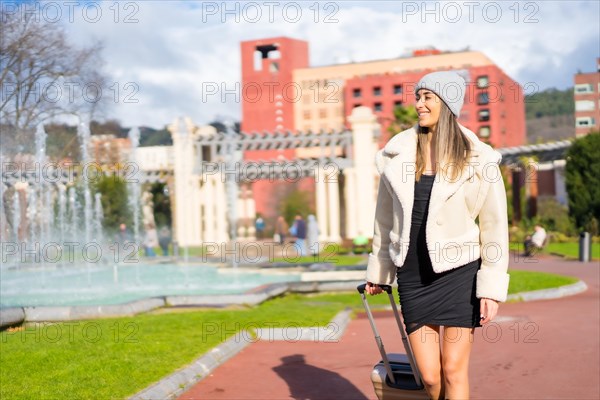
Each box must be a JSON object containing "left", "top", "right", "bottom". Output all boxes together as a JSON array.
[{"left": 525, "top": 87, "right": 575, "bottom": 144}]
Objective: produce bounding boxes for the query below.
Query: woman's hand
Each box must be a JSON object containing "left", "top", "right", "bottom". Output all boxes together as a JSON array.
[
  {"left": 480, "top": 298, "right": 499, "bottom": 324},
  {"left": 365, "top": 282, "right": 383, "bottom": 295}
]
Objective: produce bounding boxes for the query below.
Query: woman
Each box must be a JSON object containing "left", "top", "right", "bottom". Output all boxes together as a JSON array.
[{"left": 365, "top": 71, "right": 509, "bottom": 399}]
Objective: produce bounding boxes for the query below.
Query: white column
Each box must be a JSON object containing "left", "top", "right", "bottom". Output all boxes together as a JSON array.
[
  {"left": 344, "top": 167, "right": 358, "bottom": 239},
  {"left": 347, "top": 107, "right": 379, "bottom": 238},
  {"left": 315, "top": 167, "right": 329, "bottom": 241},
  {"left": 204, "top": 176, "right": 216, "bottom": 242},
  {"left": 244, "top": 188, "right": 256, "bottom": 240},
  {"left": 553, "top": 159, "right": 567, "bottom": 206},
  {"left": 189, "top": 176, "right": 202, "bottom": 245},
  {"left": 214, "top": 175, "right": 229, "bottom": 242},
  {"left": 327, "top": 171, "right": 341, "bottom": 243}
]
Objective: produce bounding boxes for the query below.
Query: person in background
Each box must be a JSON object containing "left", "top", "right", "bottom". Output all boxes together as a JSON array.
[
  {"left": 275, "top": 216, "right": 288, "bottom": 245},
  {"left": 144, "top": 223, "right": 158, "bottom": 257},
  {"left": 158, "top": 226, "right": 171, "bottom": 256},
  {"left": 117, "top": 223, "right": 130, "bottom": 244},
  {"left": 524, "top": 224, "right": 547, "bottom": 256},
  {"left": 291, "top": 214, "right": 307, "bottom": 256},
  {"left": 306, "top": 214, "right": 320, "bottom": 256},
  {"left": 255, "top": 215, "right": 266, "bottom": 240}
]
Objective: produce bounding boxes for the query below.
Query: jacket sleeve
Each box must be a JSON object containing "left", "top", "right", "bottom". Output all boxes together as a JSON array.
[
  {"left": 365, "top": 174, "right": 397, "bottom": 285},
  {"left": 475, "top": 152, "right": 510, "bottom": 302}
]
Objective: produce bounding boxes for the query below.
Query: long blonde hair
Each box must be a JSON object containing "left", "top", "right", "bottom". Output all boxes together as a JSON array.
[{"left": 416, "top": 102, "right": 471, "bottom": 182}]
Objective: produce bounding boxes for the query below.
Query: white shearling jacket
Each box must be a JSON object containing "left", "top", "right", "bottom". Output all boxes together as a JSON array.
[{"left": 366, "top": 124, "right": 510, "bottom": 302}]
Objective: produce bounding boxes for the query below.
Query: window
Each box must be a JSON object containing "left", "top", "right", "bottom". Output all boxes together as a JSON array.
[
  {"left": 393, "top": 84, "right": 403, "bottom": 95},
  {"left": 477, "top": 92, "right": 489, "bottom": 105},
  {"left": 576, "top": 117, "right": 596, "bottom": 127},
  {"left": 373, "top": 86, "right": 382, "bottom": 96},
  {"left": 477, "top": 76, "right": 489, "bottom": 88},
  {"left": 319, "top": 109, "right": 327, "bottom": 118},
  {"left": 478, "top": 109, "right": 490, "bottom": 121},
  {"left": 479, "top": 126, "right": 491, "bottom": 138},
  {"left": 575, "top": 83, "right": 593, "bottom": 94},
  {"left": 394, "top": 100, "right": 403, "bottom": 108},
  {"left": 303, "top": 111, "right": 311, "bottom": 120},
  {"left": 353, "top": 88, "right": 362, "bottom": 98},
  {"left": 374, "top": 102, "right": 382, "bottom": 112},
  {"left": 576, "top": 100, "right": 596, "bottom": 111}
]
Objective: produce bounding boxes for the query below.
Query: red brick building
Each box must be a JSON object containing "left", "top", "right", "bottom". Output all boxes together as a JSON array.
[
  {"left": 344, "top": 65, "right": 526, "bottom": 148},
  {"left": 574, "top": 58, "right": 600, "bottom": 136},
  {"left": 241, "top": 37, "right": 308, "bottom": 134},
  {"left": 239, "top": 36, "right": 527, "bottom": 221}
]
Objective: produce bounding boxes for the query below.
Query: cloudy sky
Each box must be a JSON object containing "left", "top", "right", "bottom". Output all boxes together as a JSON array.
[{"left": 17, "top": 0, "right": 600, "bottom": 129}]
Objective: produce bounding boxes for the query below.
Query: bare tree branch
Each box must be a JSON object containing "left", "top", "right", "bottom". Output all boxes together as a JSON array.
[{"left": 1, "top": 6, "right": 107, "bottom": 138}]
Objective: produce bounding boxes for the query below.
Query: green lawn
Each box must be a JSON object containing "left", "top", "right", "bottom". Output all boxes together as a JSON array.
[
  {"left": 0, "top": 270, "right": 579, "bottom": 399},
  {"left": 546, "top": 242, "right": 600, "bottom": 260},
  {"left": 507, "top": 270, "right": 578, "bottom": 294},
  {"left": 510, "top": 240, "right": 600, "bottom": 260}
]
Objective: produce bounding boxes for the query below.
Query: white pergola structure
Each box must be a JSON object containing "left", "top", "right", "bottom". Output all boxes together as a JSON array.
[{"left": 162, "top": 106, "right": 380, "bottom": 247}]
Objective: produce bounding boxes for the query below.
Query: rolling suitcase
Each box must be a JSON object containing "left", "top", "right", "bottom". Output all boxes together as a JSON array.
[{"left": 357, "top": 284, "right": 429, "bottom": 400}]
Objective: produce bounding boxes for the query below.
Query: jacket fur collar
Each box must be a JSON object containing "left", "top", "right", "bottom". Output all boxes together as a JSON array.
[
  {"left": 375, "top": 123, "right": 501, "bottom": 210},
  {"left": 374, "top": 124, "right": 502, "bottom": 269}
]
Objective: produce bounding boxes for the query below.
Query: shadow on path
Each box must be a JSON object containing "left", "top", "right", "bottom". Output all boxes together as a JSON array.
[{"left": 273, "top": 354, "right": 369, "bottom": 400}]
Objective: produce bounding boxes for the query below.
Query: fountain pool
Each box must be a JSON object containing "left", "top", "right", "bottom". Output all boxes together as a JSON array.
[{"left": 0, "top": 263, "right": 300, "bottom": 307}]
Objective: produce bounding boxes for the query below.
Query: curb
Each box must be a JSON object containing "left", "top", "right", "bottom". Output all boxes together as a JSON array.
[
  {"left": 0, "top": 278, "right": 588, "bottom": 329},
  {"left": 128, "top": 308, "right": 354, "bottom": 400},
  {"left": 506, "top": 280, "right": 588, "bottom": 302},
  {"left": 129, "top": 331, "right": 252, "bottom": 400},
  {"left": 0, "top": 280, "right": 366, "bottom": 329}
]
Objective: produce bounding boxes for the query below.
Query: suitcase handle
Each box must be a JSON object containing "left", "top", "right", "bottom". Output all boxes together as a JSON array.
[
  {"left": 357, "top": 283, "right": 423, "bottom": 387},
  {"left": 357, "top": 283, "right": 392, "bottom": 294}
]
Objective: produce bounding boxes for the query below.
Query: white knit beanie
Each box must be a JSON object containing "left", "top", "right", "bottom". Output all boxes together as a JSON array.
[{"left": 415, "top": 71, "right": 466, "bottom": 117}]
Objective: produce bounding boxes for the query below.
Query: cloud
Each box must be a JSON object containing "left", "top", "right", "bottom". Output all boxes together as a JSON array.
[{"left": 41, "top": 0, "right": 600, "bottom": 129}]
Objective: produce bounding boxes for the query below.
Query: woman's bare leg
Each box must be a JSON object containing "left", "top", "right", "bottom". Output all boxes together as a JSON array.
[
  {"left": 441, "top": 327, "right": 474, "bottom": 399},
  {"left": 408, "top": 324, "right": 444, "bottom": 399}
]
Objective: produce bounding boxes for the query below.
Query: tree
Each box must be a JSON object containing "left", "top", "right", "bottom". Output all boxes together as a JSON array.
[
  {"left": 149, "top": 182, "right": 172, "bottom": 228},
  {"left": 565, "top": 132, "right": 600, "bottom": 234},
  {"left": 94, "top": 175, "right": 131, "bottom": 233},
  {"left": 280, "top": 188, "right": 314, "bottom": 225},
  {"left": 1, "top": 6, "right": 106, "bottom": 152},
  {"left": 387, "top": 104, "right": 418, "bottom": 137}
]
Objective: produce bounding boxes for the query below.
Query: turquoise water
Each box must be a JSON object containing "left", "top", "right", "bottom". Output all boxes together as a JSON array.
[{"left": 0, "top": 263, "right": 299, "bottom": 307}]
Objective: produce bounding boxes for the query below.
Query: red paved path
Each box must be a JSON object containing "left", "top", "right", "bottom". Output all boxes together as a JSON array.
[{"left": 180, "top": 256, "right": 599, "bottom": 399}]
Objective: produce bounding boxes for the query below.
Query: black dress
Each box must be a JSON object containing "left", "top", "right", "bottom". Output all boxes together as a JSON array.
[{"left": 396, "top": 174, "right": 482, "bottom": 335}]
